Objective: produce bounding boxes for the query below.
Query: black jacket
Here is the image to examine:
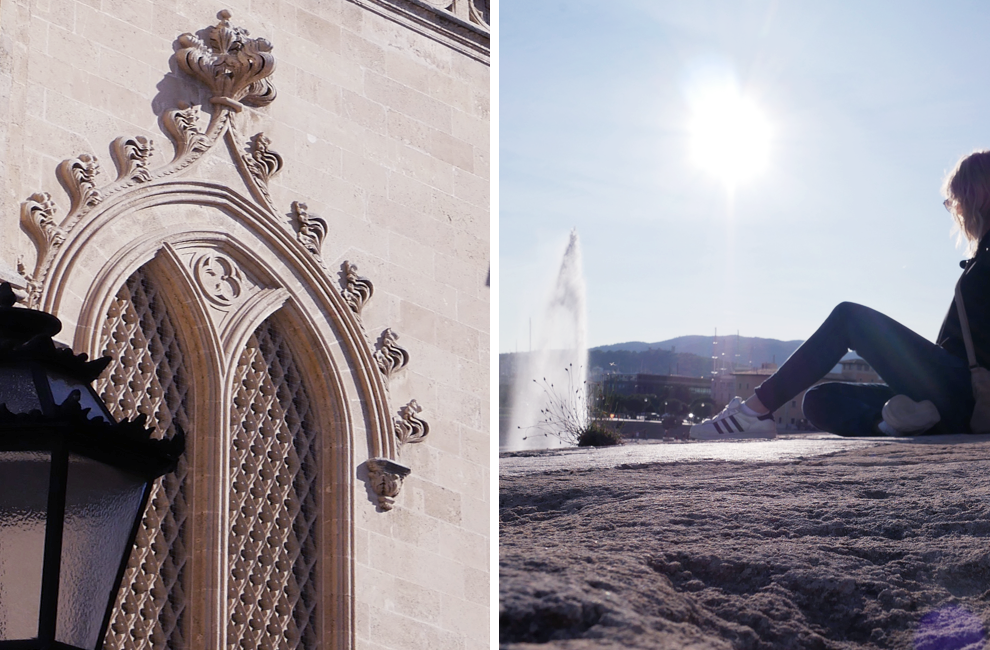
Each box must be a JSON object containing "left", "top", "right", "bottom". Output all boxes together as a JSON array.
[{"left": 937, "top": 231, "right": 990, "bottom": 367}]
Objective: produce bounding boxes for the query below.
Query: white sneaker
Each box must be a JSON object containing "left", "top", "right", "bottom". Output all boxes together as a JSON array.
[
  {"left": 881, "top": 395, "right": 939, "bottom": 436},
  {"left": 689, "top": 397, "right": 777, "bottom": 440}
]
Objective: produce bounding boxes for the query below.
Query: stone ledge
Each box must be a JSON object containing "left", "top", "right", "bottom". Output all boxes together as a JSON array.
[{"left": 348, "top": 0, "right": 490, "bottom": 64}]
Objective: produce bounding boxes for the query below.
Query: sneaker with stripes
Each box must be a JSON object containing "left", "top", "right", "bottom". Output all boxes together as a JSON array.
[{"left": 689, "top": 396, "right": 777, "bottom": 440}]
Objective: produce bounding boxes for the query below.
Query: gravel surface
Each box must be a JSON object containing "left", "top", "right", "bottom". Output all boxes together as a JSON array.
[{"left": 499, "top": 437, "right": 990, "bottom": 649}]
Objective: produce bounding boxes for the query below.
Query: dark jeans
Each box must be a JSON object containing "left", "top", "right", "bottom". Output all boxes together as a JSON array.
[{"left": 754, "top": 302, "right": 973, "bottom": 436}]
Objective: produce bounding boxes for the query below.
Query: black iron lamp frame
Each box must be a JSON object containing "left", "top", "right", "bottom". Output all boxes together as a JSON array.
[{"left": 0, "top": 284, "right": 184, "bottom": 650}]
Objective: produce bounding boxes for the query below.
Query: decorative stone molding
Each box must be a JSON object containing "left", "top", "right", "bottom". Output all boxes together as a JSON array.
[
  {"left": 394, "top": 399, "right": 429, "bottom": 446},
  {"left": 375, "top": 328, "right": 409, "bottom": 379},
  {"left": 341, "top": 260, "right": 373, "bottom": 317},
  {"left": 420, "top": 0, "right": 488, "bottom": 27},
  {"left": 348, "top": 0, "right": 489, "bottom": 64},
  {"left": 469, "top": 0, "right": 489, "bottom": 29},
  {"left": 366, "top": 457, "right": 411, "bottom": 511},
  {"left": 292, "top": 201, "right": 327, "bottom": 261},
  {"left": 193, "top": 251, "right": 244, "bottom": 307},
  {"left": 176, "top": 10, "right": 277, "bottom": 112},
  {"left": 111, "top": 136, "right": 154, "bottom": 183},
  {"left": 57, "top": 154, "right": 103, "bottom": 214}
]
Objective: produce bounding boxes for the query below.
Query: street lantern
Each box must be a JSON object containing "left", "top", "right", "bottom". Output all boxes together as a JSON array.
[{"left": 0, "top": 284, "right": 183, "bottom": 650}]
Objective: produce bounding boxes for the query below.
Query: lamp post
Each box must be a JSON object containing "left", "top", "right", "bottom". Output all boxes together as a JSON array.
[{"left": 0, "top": 284, "right": 183, "bottom": 650}]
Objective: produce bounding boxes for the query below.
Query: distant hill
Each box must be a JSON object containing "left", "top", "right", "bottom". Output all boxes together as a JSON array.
[{"left": 592, "top": 335, "right": 805, "bottom": 369}]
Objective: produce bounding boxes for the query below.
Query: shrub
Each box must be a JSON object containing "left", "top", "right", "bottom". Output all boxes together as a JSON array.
[
  {"left": 521, "top": 364, "right": 624, "bottom": 447},
  {"left": 577, "top": 422, "right": 623, "bottom": 447}
]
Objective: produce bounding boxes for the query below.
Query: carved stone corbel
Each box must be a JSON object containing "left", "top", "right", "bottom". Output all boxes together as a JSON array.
[
  {"left": 341, "top": 261, "right": 373, "bottom": 317},
  {"left": 110, "top": 136, "right": 154, "bottom": 182},
  {"left": 394, "top": 400, "right": 430, "bottom": 446},
  {"left": 292, "top": 202, "right": 327, "bottom": 260},
  {"left": 176, "top": 10, "right": 277, "bottom": 112},
  {"left": 375, "top": 328, "right": 409, "bottom": 379},
  {"left": 366, "top": 458, "right": 411, "bottom": 511},
  {"left": 57, "top": 154, "right": 103, "bottom": 214}
]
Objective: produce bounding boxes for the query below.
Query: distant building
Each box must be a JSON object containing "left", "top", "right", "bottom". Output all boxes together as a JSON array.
[{"left": 605, "top": 373, "right": 712, "bottom": 404}]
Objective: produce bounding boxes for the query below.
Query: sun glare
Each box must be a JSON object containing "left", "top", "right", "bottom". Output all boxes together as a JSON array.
[{"left": 688, "top": 84, "right": 772, "bottom": 188}]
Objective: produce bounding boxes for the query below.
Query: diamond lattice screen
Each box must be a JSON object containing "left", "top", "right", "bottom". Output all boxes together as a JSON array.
[
  {"left": 99, "top": 270, "right": 191, "bottom": 650},
  {"left": 228, "top": 320, "right": 320, "bottom": 649}
]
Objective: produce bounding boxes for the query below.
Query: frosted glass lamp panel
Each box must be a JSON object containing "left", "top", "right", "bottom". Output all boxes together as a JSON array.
[
  {"left": 47, "top": 374, "right": 112, "bottom": 422},
  {"left": 0, "top": 366, "right": 41, "bottom": 414},
  {"left": 56, "top": 454, "right": 146, "bottom": 649},
  {"left": 0, "top": 451, "right": 50, "bottom": 641}
]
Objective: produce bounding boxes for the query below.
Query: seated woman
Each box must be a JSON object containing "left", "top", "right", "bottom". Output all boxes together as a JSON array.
[{"left": 691, "top": 151, "right": 990, "bottom": 439}]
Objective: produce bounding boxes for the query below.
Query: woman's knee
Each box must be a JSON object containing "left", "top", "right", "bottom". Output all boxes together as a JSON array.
[{"left": 830, "top": 301, "right": 870, "bottom": 322}]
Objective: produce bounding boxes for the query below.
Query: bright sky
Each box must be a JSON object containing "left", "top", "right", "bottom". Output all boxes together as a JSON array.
[{"left": 499, "top": 0, "right": 990, "bottom": 352}]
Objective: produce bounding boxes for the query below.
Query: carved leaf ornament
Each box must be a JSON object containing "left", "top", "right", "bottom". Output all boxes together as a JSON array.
[
  {"left": 111, "top": 136, "right": 154, "bottom": 183},
  {"left": 292, "top": 201, "right": 328, "bottom": 260},
  {"left": 16, "top": 9, "right": 430, "bottom": 513},
  {"left": 341, "top": 260, "right": 374, "bottom": 316},
  {"left": 176, "top": 10, "right": 277, "bottom": 112},
  {"left": 375, "top": 328, "right": 410, "bottom": 378},
  {"left": 394, "top": 400, "right": 430, "bottom": 446}
]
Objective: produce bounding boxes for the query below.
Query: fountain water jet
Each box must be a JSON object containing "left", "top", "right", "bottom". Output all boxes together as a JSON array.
[{"left": 503, "top": 229, "right": 589, "bottom": 451}]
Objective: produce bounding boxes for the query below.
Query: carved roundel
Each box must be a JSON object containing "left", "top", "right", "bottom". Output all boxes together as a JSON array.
[{"left": 194, "top": 252, "right": 243, "bottom": 306}]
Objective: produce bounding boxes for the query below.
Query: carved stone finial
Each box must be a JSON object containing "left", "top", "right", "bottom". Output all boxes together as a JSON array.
[
  {"left": 366, "top": 458, "right": 411, "bottom": 511},
  {"left": 341, "top": 261, "right": 373, "bottom": 316},
  {"left": 163, "top": 103, "right": 210, "bottom": 160},
  {"left": 18, "top": 192, "right": 63, "bottom": 309},
  {"left": 20, "top": 192, "right": 64, "bottom": 255},
  {"left": 292, "top": 201, "right": 327, "bottom": 260},
  {"left": 375, "top": 329, "right": 410, "bottom": 378},
  {"left": 57, "top": 154, "right": 102, "bottom": 214},
  {"left": 248, "top": 133, "right": 282, "bottom": 182},
  {"left": 176, "top": 10, "right": 277, "bottom": 112},
  {"left": 394, "top": 400, "right": 430, "bottom": 446},
  {"left": 111, "top": 136, "right": 154, "bottom": 182}
]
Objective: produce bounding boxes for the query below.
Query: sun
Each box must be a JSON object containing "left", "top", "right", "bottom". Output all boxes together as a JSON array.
[{"left": 688, "top": 84, "right": 772, "bottom": 187}]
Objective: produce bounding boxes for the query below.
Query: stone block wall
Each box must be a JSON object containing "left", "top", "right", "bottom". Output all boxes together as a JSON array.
[{"left": 0, "top": 1, "right": 489, "bottom": 649}]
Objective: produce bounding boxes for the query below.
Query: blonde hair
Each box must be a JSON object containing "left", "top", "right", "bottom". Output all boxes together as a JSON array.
[{"left": 943, "top": 150, "right": 990, "bottom": 255}]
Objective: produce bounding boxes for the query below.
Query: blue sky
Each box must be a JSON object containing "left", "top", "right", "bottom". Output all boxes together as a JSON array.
[{"left": 499, "top": 1, "right": 990, "bottom": 352}]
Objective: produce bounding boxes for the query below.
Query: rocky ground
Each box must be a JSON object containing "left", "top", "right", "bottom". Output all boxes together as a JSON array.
[{"left": 499, "top": 438, "right": 990, "bottom": 649}]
